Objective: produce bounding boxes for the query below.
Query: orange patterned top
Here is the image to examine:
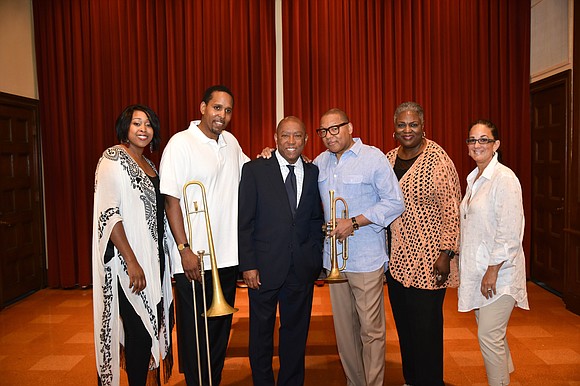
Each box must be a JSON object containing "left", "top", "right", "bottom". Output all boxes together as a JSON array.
[{"left": 386, "top": 140, "right": 461, "bottom": 289}]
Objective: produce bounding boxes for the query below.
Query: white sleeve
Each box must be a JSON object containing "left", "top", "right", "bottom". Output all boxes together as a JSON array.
[{"left": 159, "top": 140, "right": 185, "bottom": 199}]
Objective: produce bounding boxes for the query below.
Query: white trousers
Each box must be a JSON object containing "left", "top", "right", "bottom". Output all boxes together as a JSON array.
[{"left": 475, "top": 294, "right": 516, "bottom": 386}]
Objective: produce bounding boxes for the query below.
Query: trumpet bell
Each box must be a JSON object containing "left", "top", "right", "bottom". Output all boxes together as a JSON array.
[
  {"left": 324, "top": 266, "right": 347, "bottom": 282},
  {"left": 324, "top": 190, "right": 350, "bottom": 283}
]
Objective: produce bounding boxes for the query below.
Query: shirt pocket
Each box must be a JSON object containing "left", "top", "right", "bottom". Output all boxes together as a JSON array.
[{"left": 342, "top": 174, "right": 363, "bottom": 197}]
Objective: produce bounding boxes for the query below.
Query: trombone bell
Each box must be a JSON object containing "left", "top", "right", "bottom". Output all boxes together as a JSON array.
[
  {"left": 183, "top": 181, "right": 238, "bottom": 385},
  {"left": 183, "top": 180, "right": 239, "bottom": 318}
]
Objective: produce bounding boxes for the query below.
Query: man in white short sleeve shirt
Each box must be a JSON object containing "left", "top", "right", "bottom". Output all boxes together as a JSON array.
[{"left": 160, "top": 85, "right": 249, "bottom": 385}]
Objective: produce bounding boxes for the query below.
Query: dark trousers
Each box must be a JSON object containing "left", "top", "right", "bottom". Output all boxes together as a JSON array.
[
  {"left": 174, "top": 266, "right": 237, "bottom": 386},
  {"left": 248, "top": 267, "right": 314, "bottom": 386},
  {"left": 386, "top": 270, "right": 446, "bottom": 386},
  {"left": 117, "top": 281, "right": 155, "bottom": 386}
]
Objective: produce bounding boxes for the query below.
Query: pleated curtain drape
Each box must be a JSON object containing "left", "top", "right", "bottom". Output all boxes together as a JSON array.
[
  {"left": 33, "top": 0, "right": 530, "bottom": 288},
  {"left": 33, "top": 0, "right": 276, "bottom": 287},
  {"left": 283, "top": 0, "right": 531, "bottom": 269}
]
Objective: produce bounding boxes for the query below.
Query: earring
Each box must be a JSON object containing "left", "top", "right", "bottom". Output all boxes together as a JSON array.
[
  {"left": 422, "top": 132, "right": 426, "bottom": 138},
  {"left": 392, "top": 132, "right": 396, "bottom": 139},
  {"left": 150, "top": 143, "right": 153, "bottom": 153}
]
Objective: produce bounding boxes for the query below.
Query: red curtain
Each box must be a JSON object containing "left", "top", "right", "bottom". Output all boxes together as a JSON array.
[
  {"left": 283, "top": 0, "right": 531, "bottom": 257},
  {"left": 34, "top": 0, "right": 530, "bottom": 287},
  {"left": 33, "top": 0, "right": 276, "bottom": 287}
]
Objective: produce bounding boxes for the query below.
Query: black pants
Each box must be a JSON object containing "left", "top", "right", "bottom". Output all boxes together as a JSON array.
[
  {"left": 386, "top": 270, "right": 446, "bottom": 386},
  {"left": 174, "top": 266, "right": 238, "bottom": 386},
  {"left": 118, "top": 281, "right": 155, "bottom": 386},
  {"left": 248, "top": 265, "right": 314, "bottom": 386}
]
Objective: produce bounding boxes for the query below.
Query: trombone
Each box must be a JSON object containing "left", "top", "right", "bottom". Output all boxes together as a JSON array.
[
  {"left": 323, "top": 190, "right": 350, "bottom": 282},
  {"left": 183, "top": 180, "right": 238, "bottom": 386}
]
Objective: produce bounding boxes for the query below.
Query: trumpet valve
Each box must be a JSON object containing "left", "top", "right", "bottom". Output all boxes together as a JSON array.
[{"left": 322, "top": 221, "right": 332, "bottom": 235}]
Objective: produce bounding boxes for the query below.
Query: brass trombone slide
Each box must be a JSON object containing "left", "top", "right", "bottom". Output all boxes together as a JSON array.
[
  {"left": 183, "top": 180, "right": 238, "bottom": 386},
  {"left": 323, "top": 190, "right": 350, "bottom": 282}
]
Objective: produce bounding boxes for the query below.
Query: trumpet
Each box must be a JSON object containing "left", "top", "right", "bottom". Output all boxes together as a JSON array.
[
  {"left": 323, "top": 190, "right": 350, "bottom": 282},
  {"left": 183, "top": 180, "right": 238, "bottom": 386}
]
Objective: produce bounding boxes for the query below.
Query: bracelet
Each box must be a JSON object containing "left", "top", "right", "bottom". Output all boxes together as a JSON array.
[
  {"left": 441, "top": 249, "right": 455, "bottom": 259},
  {"left": 351, "top": 217, "right": 360, "bottom": 231}
]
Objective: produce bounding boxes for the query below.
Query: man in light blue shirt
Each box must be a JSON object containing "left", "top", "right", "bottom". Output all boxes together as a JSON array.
[{"left": 314, "top": 108, "right": 404, "bottom": 386}]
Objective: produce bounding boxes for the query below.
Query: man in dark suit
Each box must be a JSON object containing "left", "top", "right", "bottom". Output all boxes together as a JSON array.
[{"left": 238, "top": 116, "right": 324, "bottom": 386}]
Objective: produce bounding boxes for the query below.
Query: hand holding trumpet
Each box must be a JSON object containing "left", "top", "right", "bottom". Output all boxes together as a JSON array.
[{"left": 330, "top": 217, "right": 355, "bottom": 241}]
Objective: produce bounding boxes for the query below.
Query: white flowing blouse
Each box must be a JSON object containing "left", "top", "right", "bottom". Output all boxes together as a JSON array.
[
  {"left": 92, "top": 146, "right": 173, "bottom": 385},
  {"left": 458, "top": 154, "right": 529, "bottom": 312}
]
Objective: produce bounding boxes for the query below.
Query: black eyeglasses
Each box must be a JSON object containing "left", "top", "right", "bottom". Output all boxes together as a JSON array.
[
  {"left": 316, "top": 121, "right": 349, "bottom": 138},
  {"left": 466, "top": 138, "right": 497, "bottom": 145}
]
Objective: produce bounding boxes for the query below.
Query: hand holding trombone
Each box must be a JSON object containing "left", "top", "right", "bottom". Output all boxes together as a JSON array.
[{"left": 182, "top": 180, "right": 238, "bottom": 386}]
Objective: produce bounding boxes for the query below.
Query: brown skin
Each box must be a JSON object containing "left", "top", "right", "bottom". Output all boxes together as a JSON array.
[
  {"left": 274, "top": 116, "right": 308, "bottom": 164},
  {"left": 467, "top": 123, "right": 503, "bottom": 298},
  {"left": 258, "top": 110, "right": 372, "bottom": 241},
  {"left": 198, "top": 91, "right": 234, "bottom": 141},
  {"left": 243, "top": 116, "right": 309, "bottom": 290},
  {"left": 319, "top": 110, "right": 371, "bottom": 241},
  {"left": 112, "top": 110, "right": 155, "bottom": 293},
  {"left": 319, "top": 111, "right": 355, "bottom": 161},
  {"left": 393, "top": 109, "right": 450, "bottom": 287},
  {"left": 394, "top": 110, "right": 427, "bottom": 159},
  {"left": 165, "top": 196, "right": 202, "bottom": 282},
  {"left": 165, "top": 90, "right": 235, "bottom": 283}
]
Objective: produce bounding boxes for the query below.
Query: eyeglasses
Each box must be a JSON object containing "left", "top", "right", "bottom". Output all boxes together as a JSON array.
[
  {"left": 466, "top": 138, "right": 497, "bottom": 145},
  {"left": 316, "top": 121, "right": 349, "bottom": 138}
]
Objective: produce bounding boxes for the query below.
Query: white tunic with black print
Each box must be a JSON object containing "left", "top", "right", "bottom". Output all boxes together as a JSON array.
[{"left": 92, "top": 145, "right": 173, "bottom": 385}]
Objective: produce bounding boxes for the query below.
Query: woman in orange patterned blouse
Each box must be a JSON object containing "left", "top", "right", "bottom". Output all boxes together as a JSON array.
[{"left": 385, "top": 101, "right": 461, "bottom": 386}]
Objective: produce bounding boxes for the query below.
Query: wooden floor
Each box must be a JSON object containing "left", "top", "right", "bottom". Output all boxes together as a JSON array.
[{"left": 0, "top": 281, "right": 579, "bottom": 385}]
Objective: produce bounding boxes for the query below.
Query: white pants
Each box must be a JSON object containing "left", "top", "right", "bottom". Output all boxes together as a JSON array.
[{"left": 475, "top": 294, "right": 516, "bottom": 386}]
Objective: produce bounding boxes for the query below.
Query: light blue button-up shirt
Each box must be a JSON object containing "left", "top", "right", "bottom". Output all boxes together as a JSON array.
[{"left": 314, "top": 138, "right": 405, "bottom": 272}]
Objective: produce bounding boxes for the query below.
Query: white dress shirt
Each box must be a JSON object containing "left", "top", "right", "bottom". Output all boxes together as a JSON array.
[{"left": 274, "top": 149, "right": 304, "bottom": 205}]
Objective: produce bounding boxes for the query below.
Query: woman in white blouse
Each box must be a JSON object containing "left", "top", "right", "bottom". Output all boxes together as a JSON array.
[{"left": 458, "top": 120, "right": 529, "bottom": 386}]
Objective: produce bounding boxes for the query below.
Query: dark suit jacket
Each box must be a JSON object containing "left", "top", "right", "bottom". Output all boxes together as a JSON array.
[{"left": 238, "top": 152, "right": 324, "bottom": 290}]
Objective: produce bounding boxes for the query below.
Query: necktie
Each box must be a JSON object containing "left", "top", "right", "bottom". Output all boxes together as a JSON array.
[{"left": 285, "top": 165, "right": 297, "bottom": 216}]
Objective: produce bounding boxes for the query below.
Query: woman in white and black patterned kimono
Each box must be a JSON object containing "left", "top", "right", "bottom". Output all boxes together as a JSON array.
[{"left": 93, "top": 104, "right": 173, "bottom": 386}]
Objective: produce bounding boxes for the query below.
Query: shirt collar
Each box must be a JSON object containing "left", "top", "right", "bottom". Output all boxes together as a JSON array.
[
  {"left": 350, "top": 138, "right": 363, "bottom": 155},
  {"left": 332, "top": 137, "right": 362, "bottom": 159},
  {"left": 190, "top": 120, "right": 227, "bottom": 147},
  {"left": 480, "top": 152, "right": 500, "bottom": 180},
  {"left": 274, "top": 149, "right": 304, "bottom": 170}
]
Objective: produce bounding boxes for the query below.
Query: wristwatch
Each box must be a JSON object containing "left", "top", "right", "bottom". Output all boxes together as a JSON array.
[
  {"left": 351, "top": 217, "right": 360, "bottom": 231},
  {"left": 441, "top": 249, "right": 455, "bottom": 259},
  {"left": 177, "top": 243, "right": 190, "bottom": 251}
]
